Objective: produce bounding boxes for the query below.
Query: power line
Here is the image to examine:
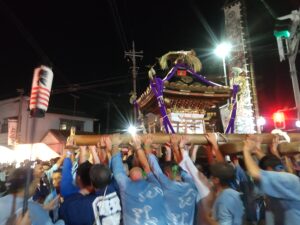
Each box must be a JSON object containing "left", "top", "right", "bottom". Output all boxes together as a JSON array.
[
  {"left": 51, "top": 74, "right": 147, "bottom": 95},
  {"left": 258, "top": 0, "right": 277, "bottom": 19},
  {"left": 53, "top": 71, "right": 147, "bottom": 89},
  {"left": 0, "top": 0, "right": 71, "bottom": 85},
  {"left": 106, "top": 0, "right": 129, "bottom": 51}
]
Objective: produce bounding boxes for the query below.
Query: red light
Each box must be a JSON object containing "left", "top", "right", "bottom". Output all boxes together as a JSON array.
[{"left": 273, "top": 112, "right": 285, "bottom": 129}]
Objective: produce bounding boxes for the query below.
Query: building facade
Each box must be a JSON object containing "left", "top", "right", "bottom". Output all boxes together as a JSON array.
[{"left": 0, "top": 96, "right": 95, "bottom": 146}]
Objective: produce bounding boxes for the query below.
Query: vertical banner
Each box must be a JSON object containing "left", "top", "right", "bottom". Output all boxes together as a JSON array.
[
  {"left": 8, "top": 118, "right": 18, "bottom": 146},
  {"left": 223, "top": 1, "right": 257, "bottom": 133},
  {"left": 224, "top": 1, "right": 247, "bottom": 82},
  {"left": 29, "top": 65, "right": 53, "bottom": 117}
]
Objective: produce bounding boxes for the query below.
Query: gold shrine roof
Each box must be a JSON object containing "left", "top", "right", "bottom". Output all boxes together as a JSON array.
[{"left": 137, "top": 80, "right": 232, "bottom": 114}]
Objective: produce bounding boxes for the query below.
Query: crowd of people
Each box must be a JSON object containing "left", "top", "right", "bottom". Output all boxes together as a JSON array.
[{"left": 0, "top": 133, "right": 300, "bottom": 225}]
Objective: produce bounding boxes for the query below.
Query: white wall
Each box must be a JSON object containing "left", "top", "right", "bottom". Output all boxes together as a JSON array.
[{"left": 0, "top": 97, "right": 94, "bottom": 144}]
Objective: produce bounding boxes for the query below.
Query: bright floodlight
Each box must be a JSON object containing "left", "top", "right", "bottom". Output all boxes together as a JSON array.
[
  {"left": 127, "top": 125, "right": 137, "bottom": 135},
  {"left": 257, "top": 116, "right": 266, "bottom": 126},
  {"left": 214, "top": 42, "right": 232, "bottom": 58},
  {"left": 296, "top": 120, "right": 300, "bottom": 128}
]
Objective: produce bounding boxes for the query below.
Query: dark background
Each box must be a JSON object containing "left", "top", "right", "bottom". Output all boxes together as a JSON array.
[{"left": 0, "top": 0, "right": 299, "bottom": 132}]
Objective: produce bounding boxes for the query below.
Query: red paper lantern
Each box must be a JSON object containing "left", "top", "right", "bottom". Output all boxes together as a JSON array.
[{"left": 29, "top": 65, "right": 53, "bottom": 117}]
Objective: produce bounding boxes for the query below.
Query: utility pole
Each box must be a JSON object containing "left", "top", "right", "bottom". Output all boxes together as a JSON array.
[
  {"left": 125, "top": 41, "right": 143, "bottom": 125},
  {"left": 274, "top": 9, "right": 300, "bottom": 120},
  {"left": 17, "top": 88, "right": 24, "bottom": 144},
  {"left": 70, "top": 94, "right": 80, "bottom": 116}
]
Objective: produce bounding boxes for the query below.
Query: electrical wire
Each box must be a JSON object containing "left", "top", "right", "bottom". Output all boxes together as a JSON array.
[
  {"left": 106, "top": 0, "right": 129, "bottom": 51},
  {"left": 0, "top": 0, "right": 71, "bottom": 85},
  {"left": 258, "top": 0, "right": 277, "bottom": 20}
]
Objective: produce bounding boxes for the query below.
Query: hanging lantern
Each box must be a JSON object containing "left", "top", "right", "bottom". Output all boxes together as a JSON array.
[{"left": 29, "top": 65, "right": 53, "bottom": 117}]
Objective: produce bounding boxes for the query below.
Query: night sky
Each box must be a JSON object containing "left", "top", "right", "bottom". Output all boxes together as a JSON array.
[{"left": 0, "top": 0, "right": 299, "bottom": 132}]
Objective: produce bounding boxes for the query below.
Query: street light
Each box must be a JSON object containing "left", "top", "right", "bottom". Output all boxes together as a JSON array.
[
  {"left": 257, "top": 116, "right": 266, "bottom": 126},
  {"left": 214, "top": 42, "right": 232, "bottom": 86},
  {"left": 257, "top": 116, "right": 266, "bottom": 132},
  {"left": 127, "top": 125, "right": 137, "bottom": 136}
]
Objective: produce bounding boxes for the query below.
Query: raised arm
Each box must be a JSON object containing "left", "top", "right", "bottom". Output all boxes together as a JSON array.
[
  {"left": 79, "top": 146, "right": 89, "bottom": 164},
  {"left": 146, "top": 147, "right": 171, "bottom": 186},
  {"left": 251, "top": 135, "right": 265, "bottom": 160},
  {"left": 132, "top": 135, "right": 151, "bottom": 174},
  {"left": 269, "top": 135, "right": 281, "bottom": 159},
  {"left": 89, "top": 145, "right": 100, "bottom": 164},
  {"left": 54, "top": 153, "right": 66, "bottom": 169},
  {"left": 60, "top": 152, "right": 79, "bottom": 198},
  {"left": 164, "top": 143, "right": 172, "bottom": 162},
  {"left": 170, "top": 134, "right": 182, "bottom": 164},
  {"left": 109, "top": 134, "right": 130, "bottom": 190},
  {"left": 179, "top": 136, "right": 210, "bottom": 199},
  {"left": 103, "top": 136, "right": 112, "bottom": 162},
  {"left": 44, "top": 151, "right": 66, "bottom": 181},
  {"left": 190, "top": 145, "right": 199, "bottom": 163},
  {"left": 243, "top": 137, "right": 261, "bottom": 180},
  {"left": 205, "top": 133, "right": 224, "bottom": 163}
]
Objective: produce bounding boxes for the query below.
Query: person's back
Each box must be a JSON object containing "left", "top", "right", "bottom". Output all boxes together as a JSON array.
[
  {"left": 59, "top": 192, "right": 96, "bottom": 225},
  {"left": 90, "top": 164, "right": 121, "bottom": 225},
  {"left": 259, "top": 170, "right": 300, "bottom": 225},
  {"left": 59, "top": 160, "right": 95, "bottom": 225},
  {"left": 212, "top": 188, "right": 244, "bottom": 225},
  {"left": 93, "top": 184, "right": 121, "bottom": 225},
  {"left": 112, "top": 151, "right": 166, "bottom": 225},
  {"left": 148, "top": 154, "right": 198, "bottom": 225},
  {"left": 258, "top": 155, "right": 300, "bottom": 225},
  {"left": 210, "top": 162, "right": 244, "bottom": 225},
  {"left": 243, "top": 138, "right": 300, "bottom": 225}
]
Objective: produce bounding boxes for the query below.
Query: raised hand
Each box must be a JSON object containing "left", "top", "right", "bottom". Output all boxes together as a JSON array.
[
  {"left": 88, "top": 145, "right": 97, "bottom": 151},
  {"left": 108, "top": 134, "right": 123, "bottom": 156},
  {"left": 243, "top": 137, "right": 257, "bottom": 153},
  {"left": 205, "top": 133, "right": 218, "bottom": 147},
  {"left": 270, "top": 135, "right": 280, "bottom": 158},
  {"left": 143, "top": 134, "right": 154, "bottom": 154},
  {"left": 143, "top": 134, "right": 154, "bottom": 146},
  {"left": 132, "top": 135, "right": 142, "bottom": 150},
  {"left": 170, "top": 134, "right": 180, "bottom": 148},
  {"left": 179, "top": 136, "right": 190, "bottom": 149},
  {"left": 103, "top": 136, "right": 112, "bottom": 152},
  {"left": 110, "top": 133, "right": 123, "bottom": 147}
]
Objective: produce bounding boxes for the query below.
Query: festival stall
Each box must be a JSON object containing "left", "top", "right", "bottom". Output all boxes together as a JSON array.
[
  {"left": 13, "top": 143, "right": 59, "bottom": 162},
  {"left": 0, "top": 146, "right": 15, "bottom": 164}
]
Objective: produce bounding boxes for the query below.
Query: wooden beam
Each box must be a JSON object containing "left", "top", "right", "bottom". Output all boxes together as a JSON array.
[{"left": 72, "top": 133, "right": 300, "bottom": 150}]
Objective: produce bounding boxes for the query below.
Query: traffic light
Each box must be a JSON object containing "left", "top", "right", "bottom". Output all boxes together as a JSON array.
[
  {"left": 274, "top": 10, "right": 300, "bottom": 62},
  {"left": 273, "top": 112, "right": 286, "bottom": 129},
  {"left": 274, "top": 20, "right": 292, "bottom": 38}
]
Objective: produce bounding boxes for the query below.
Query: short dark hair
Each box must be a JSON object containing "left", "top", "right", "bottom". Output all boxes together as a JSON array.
[
  {"left": 161, "top": 161, "right": 180, "bottom": 178},
  {"left": 76, "top": 161, "right": 92, "bottom": 187},
  {"left": 7, "top": 167, "right": 34, "bottom": 193},
  {"left": 259, "top": 155, "right": 282, "bottom": 170},
  {"left": 89, "top": 164, "right": 112, "bottom": 189},
  {"left": 53, "top": 168, "right": 62, "bottom": 174},
  {"left": 210, "top": 162, "right": 235, "bottom": 186}
]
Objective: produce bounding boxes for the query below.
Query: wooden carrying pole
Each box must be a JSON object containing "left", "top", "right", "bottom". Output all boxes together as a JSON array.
[{"left": 71, "top": 133, "right": 300, "bottom": 155}]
